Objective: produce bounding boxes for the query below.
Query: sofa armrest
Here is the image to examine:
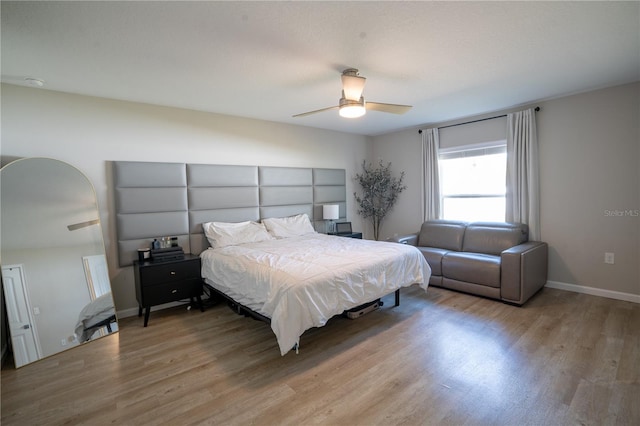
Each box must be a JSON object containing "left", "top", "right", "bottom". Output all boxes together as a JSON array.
[
  {"left": 501, "top": 241, "right": 548, "bottom": 305},
  {"left": 388, "top": 232, "right": 419, "bottom": 246}
]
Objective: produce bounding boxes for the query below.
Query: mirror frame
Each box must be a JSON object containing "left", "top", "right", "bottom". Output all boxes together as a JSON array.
[{"left": 1, "top": 157, "right": 118, "bottom": 368}]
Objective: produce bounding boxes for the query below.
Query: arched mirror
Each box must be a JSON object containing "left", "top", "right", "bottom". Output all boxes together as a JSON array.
[{"left": 1, "top": 158, "right": 118, "bottom": 368}]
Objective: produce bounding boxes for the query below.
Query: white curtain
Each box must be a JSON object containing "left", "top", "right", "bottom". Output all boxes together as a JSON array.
[
  {"left": 506, "top": 108, "right": 540, "bottom": 240},
  {"left": 422, "top": 128, "right": 441, "bottom": 221}
]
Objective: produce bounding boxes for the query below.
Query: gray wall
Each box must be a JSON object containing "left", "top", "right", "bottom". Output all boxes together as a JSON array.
[
  {"left": 2, "top": 82, "right": 638, "bottom": 309},
  {"left": 0, "top": 84, "right": 371, "bottom": 315},
  {"left": 372, "top": 82, "right": 640, "bottom": 300}
]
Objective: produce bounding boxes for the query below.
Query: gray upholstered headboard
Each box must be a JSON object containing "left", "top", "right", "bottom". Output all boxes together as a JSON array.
[{"left": 113, "top": 161, "right": 346, "bottom": 266}]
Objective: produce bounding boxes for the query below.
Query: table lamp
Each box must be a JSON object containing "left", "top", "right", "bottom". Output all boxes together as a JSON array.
[{"left": 323, "top": 204, "right": 339, "bottom": 234}]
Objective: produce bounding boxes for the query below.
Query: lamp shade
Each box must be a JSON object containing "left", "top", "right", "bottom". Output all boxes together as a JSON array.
[
  {"left": 341, "top": 73, "right": 366, "bottom": 101},
  {"left": 323, "top": 204, "right": 339, "bottom": 220}
]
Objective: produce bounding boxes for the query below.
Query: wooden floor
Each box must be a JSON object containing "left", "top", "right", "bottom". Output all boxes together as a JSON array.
[{"left": 2, "top": 286, "right": 639, "bottom": 425}]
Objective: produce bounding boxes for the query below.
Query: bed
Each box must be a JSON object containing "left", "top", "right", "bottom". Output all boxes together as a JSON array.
[
  {"left": 200, "top": 216, "right": 431, "bottom": 355},
  {"left": 74, "top": 293, "right": 117, "bottom": 342},
  {"left": 113, "top": 161, "right": 430, "bottom": 354}
]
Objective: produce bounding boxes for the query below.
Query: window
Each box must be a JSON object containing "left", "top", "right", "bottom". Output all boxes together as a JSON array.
[{"left": 439, "top": 143, "right": 506, "bottom": 222}]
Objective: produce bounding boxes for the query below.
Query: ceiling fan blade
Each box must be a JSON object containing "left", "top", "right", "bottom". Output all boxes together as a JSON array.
[
  {"left": 292, "top": 105, "right": 339, "bottom": 118},
  {"left": 366, "top": 102, "right": 412, "bottom": 115},
  {"left": 67, "top": 218, "right": 100, "bottom": 231}
]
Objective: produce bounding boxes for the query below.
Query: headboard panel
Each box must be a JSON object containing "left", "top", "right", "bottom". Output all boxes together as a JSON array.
[
  {"left": 259, "top": 166, "right": 312, "bottom": 186},
  {"left": 313, "top": 168, "right": 347, "bottom": 220},
  {"left": 114, "top": 161, "right": 190, "bottom": 267},
  {"left": 187, "top": 164, "right": 261, "bottom": 255},
  {"left": 258, "top": 166, "right": 314, "bottom": 222},
  {"left": 114, "top": 161, "right": 346, "bottom": 266},
  {"left": 187, "top": 163, "right": 259, "bottom": 186}
]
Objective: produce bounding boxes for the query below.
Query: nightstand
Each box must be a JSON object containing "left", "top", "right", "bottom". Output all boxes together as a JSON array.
[
  {"left": 133, "top": 253, "right": 204, "bottom": 327},
  {"left": 330, "top": 232, "right": 363, "bottom": 239}
]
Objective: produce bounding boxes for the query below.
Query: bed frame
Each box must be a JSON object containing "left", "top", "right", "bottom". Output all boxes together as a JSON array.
[
  {"left": 82, "top": 315, "right": 117, "bottom": 342},
  {"left": 203, "top": 283, "right": 399, "bottom": 354},
  {"left": 206, "top": 284, "right": 400, "bottom": 323}
]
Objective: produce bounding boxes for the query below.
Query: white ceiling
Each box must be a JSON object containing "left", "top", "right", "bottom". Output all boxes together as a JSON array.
[{"left": 2, "top": 1, "right": 639, "bottom": 136}]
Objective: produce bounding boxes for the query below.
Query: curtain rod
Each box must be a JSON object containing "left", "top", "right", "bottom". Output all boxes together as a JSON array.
[{"left": 418, "top": 106, "right": 540, "bottom": 134}]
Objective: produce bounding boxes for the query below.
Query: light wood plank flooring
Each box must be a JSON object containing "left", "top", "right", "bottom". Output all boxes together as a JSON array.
[{"left": 2, "top": 286, "right": 639, "bottom": 425}]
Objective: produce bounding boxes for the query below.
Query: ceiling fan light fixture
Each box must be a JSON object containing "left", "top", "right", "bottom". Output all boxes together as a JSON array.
[
  {"left": 293, "top": 68, "right": 411, "bottom": 119},
  {"left": 341, "top": 69, "right": 366, "bottom": 101},
  {"left": 339, "top": 97, "right": 366, "bottom": 118}
]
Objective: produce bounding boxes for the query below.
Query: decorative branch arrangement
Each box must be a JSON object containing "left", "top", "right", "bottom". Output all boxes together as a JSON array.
[{"left": 354, "top": 160, "right": 406, "bottom": 241}]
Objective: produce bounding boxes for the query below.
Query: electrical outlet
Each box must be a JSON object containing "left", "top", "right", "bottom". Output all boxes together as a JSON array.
[
  {"left": 61, "top": 339, "right": 67, "bottom": 347},
  {"left": 604, "top": 252, "right": 615, "bottom": 264}
]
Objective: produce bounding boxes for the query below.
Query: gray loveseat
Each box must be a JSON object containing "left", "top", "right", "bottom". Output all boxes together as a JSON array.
[{"left": 393, "top": 220, "right": 548, "bottom": 305}]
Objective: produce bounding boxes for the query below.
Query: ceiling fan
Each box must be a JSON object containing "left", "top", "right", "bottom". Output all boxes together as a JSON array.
[{"left": 293, "top": 68, "right": 412, "bottom": 119}]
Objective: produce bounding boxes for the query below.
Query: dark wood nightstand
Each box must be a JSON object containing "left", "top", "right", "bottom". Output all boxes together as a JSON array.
[
  {"left": 330, "top": 232, "right": 363, "bottom": 239},
  {"left": 133, "top": 253, "right": 204, "bottom": 327}
]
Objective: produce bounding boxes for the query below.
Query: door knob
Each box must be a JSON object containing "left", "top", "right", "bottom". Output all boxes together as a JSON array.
[{"left": 22, "top": 324, "right": 30, "bottom": 330}]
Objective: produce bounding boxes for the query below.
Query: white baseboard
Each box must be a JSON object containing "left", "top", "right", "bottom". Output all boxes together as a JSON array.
[
  {"left": 117, "top": 307, "right": 141, "bottom": 319},
  {"left": 545, "top": 280, "right": 640, "bottom": 304},
  {"left": 116, "top": 300, "right": 190, "bottom": 319},
  {"left": 116, "top": 294, "right": 213, "bottom": 319},
  {"left": 114, "top": 283, "right": 638, "bottom": 318}
]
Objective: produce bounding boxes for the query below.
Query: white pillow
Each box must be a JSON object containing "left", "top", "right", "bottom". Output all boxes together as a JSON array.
[
  {"left": 262, "top": 214, "right": 316, "bottom": 238},
  {"left": 202, "top": 221, "right": 274, "bottom": 249}
]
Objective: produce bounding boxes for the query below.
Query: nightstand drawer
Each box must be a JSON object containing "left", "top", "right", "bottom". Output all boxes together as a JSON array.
[
  {"left": 139, "top": 259, "right": 200, "bottom": 285},
  {"left": 144, "top": 278, "right": 202, "bottom": 306}
]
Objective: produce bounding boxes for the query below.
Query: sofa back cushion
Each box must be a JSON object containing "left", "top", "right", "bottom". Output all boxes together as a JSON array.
[
  {"left": 418, "top": 220, "right": 468, "bottom": 251},
  {"left": 462, "top": 222, "right": 528, "bottom": 255}
]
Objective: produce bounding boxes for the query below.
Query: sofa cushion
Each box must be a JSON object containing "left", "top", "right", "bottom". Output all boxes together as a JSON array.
[
  {"left": 417, "top": 247, "right": 449, "bottom": 276},
  {"left": 462, "top": 222, "right": 528, "bottom": 255},
  {"left": 442, "top": 252, "right": 501, "bottom": 288},
  {"left": 418, "top": 220, "right": 467, "bottom": 252}
]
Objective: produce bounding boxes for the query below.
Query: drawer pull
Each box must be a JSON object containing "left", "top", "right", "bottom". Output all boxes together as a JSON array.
[
  {"left": 171, "top": 289, "right": 177, "bottom": 294},
  {"left": 170, "top": 271, "right": 176, "bottom": 275}
]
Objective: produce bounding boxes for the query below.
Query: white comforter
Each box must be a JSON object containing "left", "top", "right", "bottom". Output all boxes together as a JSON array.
[{"left": 200, "top": 233, "right": 431, "bottom": 355}]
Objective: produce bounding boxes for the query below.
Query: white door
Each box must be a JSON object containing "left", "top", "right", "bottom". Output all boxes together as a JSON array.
[
  {"left": 82, "top": 255, "right": 110, "bottom": 299},
  {"left": 2, "top": 265, "right": 40, "bottom": 367}
]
